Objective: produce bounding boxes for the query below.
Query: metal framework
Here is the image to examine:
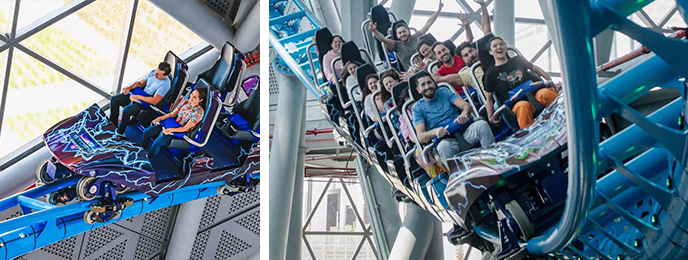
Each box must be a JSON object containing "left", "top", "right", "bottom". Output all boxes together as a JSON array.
[
  {"left": 301, "top": 178, "right": 378, "bottom": 260},
  {"left": 0, "top": 0, "right": 213, "bottom": 170}
]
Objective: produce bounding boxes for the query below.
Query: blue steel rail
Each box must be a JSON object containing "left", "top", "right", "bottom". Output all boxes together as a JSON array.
[
  {"left": 524, "top": 0, "right": 688, "bottom": 258},
  {"left": 268, "top": 0, "right": 323, "bottom": 99},
  {"left": 0, "top": 172, "right": 258, "bottom": 260}
]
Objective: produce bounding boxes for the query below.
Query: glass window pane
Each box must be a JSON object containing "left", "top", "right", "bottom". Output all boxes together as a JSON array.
[
  {"left": 16, "top": 1, "right": 69, "bottom": 30},
  {"left": 122, "top": 0, "right": 204, "bottom": 86},
  {"left": 22, "top": 1, "right": 128, "bottom": 93},
  {"left": 0, "top": 51, "right": 102, "bottom": 159},
  {"left": 0, "top": 1, "right": 16, "bottom": 33}
]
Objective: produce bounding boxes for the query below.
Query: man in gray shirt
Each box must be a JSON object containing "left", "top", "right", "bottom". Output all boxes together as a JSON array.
[{"left": 367, "top": 1, "right": 444, "bottom": 70}]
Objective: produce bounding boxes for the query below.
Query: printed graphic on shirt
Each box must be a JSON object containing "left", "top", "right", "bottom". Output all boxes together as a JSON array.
[{"left": 497, "top": 68, "right": 525, "bottom": 87}]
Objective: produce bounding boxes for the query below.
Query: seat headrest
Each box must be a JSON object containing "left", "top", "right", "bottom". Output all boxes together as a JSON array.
[
  {"left": 419, "top": 33, "right": 437, "bottom": 45},
  {"left": 356, "top": 64, "right": 377, "bottom": 91},
  {"left": 187, "top": 79, "right": 220, "bottom": 141},
  {"left": 234, "top": 85, "right": 260, "bottom": 127},
  {"left": 221, "top": 42, "right": 237, "bottom": 64},
  {"left": 443, "top": 39, "right": 456, "bottom": 56},
  {"left": 314, "top": 28, "right": 334, "bottom": 62},
  {"left": 341, "top": 41, "right": 364, "bottom": 65},
  {"left": 163, "top": 51, "right": 178, "bottom": 80},
  {"left": 161, "top": 51, "right": 188, "bottom": 110},
  {"left": 370, "top": 5, "right": 391, "bottom": 36},
  {"left": 408, "top": 71, "right": 434, "bottom": 101},
  {"left": 314, "top": 28, "right": 334, "bottom": 79},
  {"left": 390, "top": 20, "right": 408, "bottom": 41},
  {"left": 391, "top": 82, "right": 408, "bottom": 107}
]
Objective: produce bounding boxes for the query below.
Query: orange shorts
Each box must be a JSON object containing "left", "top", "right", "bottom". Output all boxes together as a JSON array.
[{"left": 511, "top": 88, "right": 558, "bottom": 129}]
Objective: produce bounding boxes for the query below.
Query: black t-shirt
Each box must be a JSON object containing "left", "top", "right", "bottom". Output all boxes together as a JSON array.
[{"left": 484, "top": 55, "right": 539, "bottom": 104}]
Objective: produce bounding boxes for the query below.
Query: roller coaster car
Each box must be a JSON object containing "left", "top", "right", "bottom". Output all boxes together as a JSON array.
[
  {"left": 444, "top": 95, "right": 569, "bottom": 258},
  {"left": 35, "top": 80, "right": 259, "bottom": 224}
]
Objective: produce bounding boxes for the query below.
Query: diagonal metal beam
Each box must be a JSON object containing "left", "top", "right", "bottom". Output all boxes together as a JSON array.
[
  {"left": 412, "top": 9, "right": 545, "bottom": 25},
  {"left": 302, "top": 233, "right": 317, "bottom": 260},
  {"left": 658, "top": 4, "right": 679, "bottom": 28},
  {"left": 0, "top": 0, "right": 21, "bottom": 143},
  {"left": 0, "top": 0, "right": 95, "bottom": 54},
  {"left": 303, "top": 178, "right": 333, "bottom": 231},
  {"left": 339, "top": 178, "right": 368, "bottom": 234},
  {"left": 635, "top": 9, "right": 658, "bottom": 29},
  {"left": 529, "top": 38, "right": 553, "bottom": 63},
  {"left": 12, "top": 42, "right": 111, "bottom": 99},
  {"left": 364, "top": 225, "right": 379, "bottom": 260},
  {"left": 449, "top": 0, "right": 494, "bottom": 41},
  {"left": 351, "top": 230, "right": 368, "bottom": 260},
  {"left": 113, "top": 0, "right": 139, "bottom": 95}
]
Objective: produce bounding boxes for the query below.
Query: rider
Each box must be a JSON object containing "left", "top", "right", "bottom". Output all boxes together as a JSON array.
[
  {"left": 322, "top": 35, "right": 344, "bottom": 83},
  {"left": 412, "top": 71, "right": 494, "bottom": 161},
  {"left": 110, "top": 62, "right": 172, "bottom": 135},
  {"left": 368, "top": 1, "right": 444, "bottom": 70},
  {"left": 483, "top": 37, "right": 558, "bottom": 129},
  {"left": 142, "top": 87, "right": 207, "bottom": 159}
]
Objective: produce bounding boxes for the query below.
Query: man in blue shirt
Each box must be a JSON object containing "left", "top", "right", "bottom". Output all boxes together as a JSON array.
[
  {"left": 110, "top": 62, "right": 172, "bottom": 134},
  {"left": 412, "top": 71, "right": 494, "bottom": 161}
]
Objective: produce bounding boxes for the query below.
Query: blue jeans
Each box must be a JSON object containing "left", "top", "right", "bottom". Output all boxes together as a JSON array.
[{"left": 142, "top": 125, "right": 175, "bottom": 159}]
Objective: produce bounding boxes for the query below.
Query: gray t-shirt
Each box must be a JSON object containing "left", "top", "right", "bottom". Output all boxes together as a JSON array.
[{"left": 393, "top": 35, "right": 419, "bottom": 71}]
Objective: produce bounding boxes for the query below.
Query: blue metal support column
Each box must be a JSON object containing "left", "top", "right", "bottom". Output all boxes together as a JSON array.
[
  {"left": 164, "top": 198, "right": 208, "bottom": 260},
  {"left": 390, "top": 0, "right": 417, "bottom": 26},
  {"left": 286, "top": 97, "right": 308, "bottom": 259},
  {"left": 388, "top": 203, "right": 443, "bottom": 259},
  {"left": 493, "top": 0, "right": 515, "bottom": 44},
  {"left": 269, "top": 72, "right": 307, "bottom": 260},
  {"left": 525, "top": 0, "right": 598, "bottom": 254},
  {"left": 148, "top": 0, "right": 234, "bottom": 51}
]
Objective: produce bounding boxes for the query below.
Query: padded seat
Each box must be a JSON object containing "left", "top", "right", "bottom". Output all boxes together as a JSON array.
[
  {"left": 314, "top": 28, "right": 334, "bottom": 82},
  {"left": 136, "top": 51, "right": 189, "bottom": 126},
  {"left": 219, "top": 83, "right": 260, "bottom": 141},
  {"left": 197, "top": 42, "right": 244, "bottom": 102},
  {"left": 160, "top": 79, "right": 222, "bottom": 151},
  {"left": 370, "top": 5, "right": 393, "bottom": 61}
]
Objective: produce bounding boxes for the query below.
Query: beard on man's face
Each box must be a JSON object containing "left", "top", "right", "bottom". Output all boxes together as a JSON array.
[{"left": 422, "top": 87, "right": 435, "bottom": 99}]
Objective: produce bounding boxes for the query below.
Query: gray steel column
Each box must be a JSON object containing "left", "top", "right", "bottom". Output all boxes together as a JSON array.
[
  {"left": 340, "top": 0, "right": 375, "bottom": 47},
  {"left": 0, "top": 146, "right": 51, "bottom": 198},
  {"left": 246, "top": 250, "right": 260, "bottom": 260},
  {"left": 537, "top": 0, "right": 560, "bottom": 58},
  {"left": 269, "top": 73, "right": 307, "bottom": 260},
  {"left": 164, "top": 197, "right": 208, "bottom": 260},
  {"left": 233, "top": 0, "right": 260, "bottom": 53},
  {"left": 493, "top": 0, "right": 515, "bottom": 44},
  {"left": 316, "top": 0, "right": 342, "bottom": 35},
  {"left": 424, "top": 217, "right": 445, "bottom": 260},
  {"left": 285, "top": 98, "right": 308, "bottom": 259},
  {"left": 388, "top": 202, "right": 438, "bottom": 259},
  {"left": 148, "top": 0, "right": 234, "bottom": 50},
  {"left": 594, "top": 29, "right": 615, "bottom": 66},
  {"left": 356, "top": 158, "right": 401, "bottom": 259},
  {"left": 390, "top": 0, "right": 417, "bottom": 24}
]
